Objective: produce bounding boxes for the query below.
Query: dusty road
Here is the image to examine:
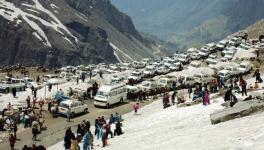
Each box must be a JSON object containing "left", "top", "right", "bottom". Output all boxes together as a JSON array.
[{"left": 0, "top": 98, "right": 158, "bottom": 149}]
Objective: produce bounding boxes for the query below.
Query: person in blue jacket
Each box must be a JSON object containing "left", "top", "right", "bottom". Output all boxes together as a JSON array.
[{"left": 83, "top": 130, "right": 92, "bottom": 150}]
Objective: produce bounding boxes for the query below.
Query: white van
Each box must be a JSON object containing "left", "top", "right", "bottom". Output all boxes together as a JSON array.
[
  {"left": 58, "top": 100, "right": 88, "bottom": 117},
  {"left": 218, "top": 69, "right": 232, "bottom": 80},
  {"left": 188, "top": 61, "right": 201, "bottom": 70},
  {"left": 43, "top": 74, "right": 59, "bottom": 82},
  {"left": 94, "top": 83, "right": 127, "bottom": 108},
  {"left": 158, "top": 76, "right": 177, "bottom": 89}
]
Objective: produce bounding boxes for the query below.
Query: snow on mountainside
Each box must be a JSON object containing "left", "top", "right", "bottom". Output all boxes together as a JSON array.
[{"left": 0, "top": 0, "right": 164, "bottom": 67}]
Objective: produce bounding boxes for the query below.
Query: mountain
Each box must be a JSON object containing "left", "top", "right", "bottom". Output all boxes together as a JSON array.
[
  {"left": 0, "top": 0, "right": 165, "bottom": 67},
  {"left": 111, "top": 0, "right": 264, "bottom": 50}
]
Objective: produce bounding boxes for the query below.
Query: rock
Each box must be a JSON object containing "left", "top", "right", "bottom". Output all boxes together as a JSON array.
[{"left": 210, "top": 100, "right": 264, "bottom": 124}]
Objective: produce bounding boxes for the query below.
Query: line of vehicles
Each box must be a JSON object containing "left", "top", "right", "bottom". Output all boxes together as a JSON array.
[{"left": 1, "top": 34, "right": 260, "bottom": 117}]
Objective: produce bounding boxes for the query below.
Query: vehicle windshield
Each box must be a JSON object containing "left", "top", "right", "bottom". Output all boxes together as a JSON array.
[
  {"left": 201, "top": 49, "right": 208, "bottom": 53},
  {"left": 146, "top": 67, "right": 154, "bottom": 71},
  {"left": 96, "top": 91, "right": 109, "bottom": 97},
  {"left": 190, "top": 63, "right": 199, "bottom": 67},
  {"left": 240, "top": 65, "right": 246, "bottom": 68},
  {"left": 59, "top": 103, "right": 69, "bottom": 108},
  {"left": 132, "top": 72, "right": 140, "bottom": 76},
  {"left": 142, "top": 83, "right": 150, "bottom": 87},
  {"left": 210, "top": 61, "right": 217, "bottom": 65},
  {"left": 194, "top": 75, "right": 202, "bottom": 78},
  {"left": 27, "top": 79, "right": 33, "bottom": 82}
]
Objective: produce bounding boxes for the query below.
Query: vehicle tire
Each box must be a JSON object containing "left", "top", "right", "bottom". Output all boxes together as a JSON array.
[
  {"left": 70, "top": 112, "right": 75, "bottom": 118},
  {"left": 84, "top": 108, "right": 88, "bottom": 113}
]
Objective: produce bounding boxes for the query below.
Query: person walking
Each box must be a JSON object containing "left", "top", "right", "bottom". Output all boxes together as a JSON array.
[
  {"left": 83, "top": 130, "right": 92, "bottom": 150},
  {"left": 33, "top": 96, "right": 37, "bottom": 108},
  {"left": 13, "top": 123, "right": 17, "bottom": 139},
  {"left": 48, "top": 84, "right": 52, "bottom": 92},
  {"left": 34, "top": 89, "right": 37, "bottom": 98},
  {"left": 188, "top": 86, "right": 192, "bottom": 99},
  {"left": 9, "top": 134, "right": 16, "bottom": 150},
  {"left": 203, "top": 89, "right": 210, "bottom": 105},
  {"left": 12, "top": 88, "right": 16, "bottom": 98},
  {"left": 114, "top": 121, "right": 123, "bottom": 136},
  {"left": 240, "top": 76, "right": 247, "bottom": 96},
  {"left": 67, "top": 106, "right": 71, "bottom": 122},
  {"left": 31, "top": 120, "right": 39, "bottom": 141},
  {"left": 254, "top": 69, "right": 263, "bottom": 83},
  {"left": 76, "top": 77, "right": 79, "bottom": 85},
  {"left": 172, "top": 81, "right": 176, "bottom": 93},
  {"left": 171, "top": 92, "right": 176, "bottom": 105},
  {"left": 89, "top": 71, "right": 92, "bottom": 79},
  {"left": 64, "top": 128, "right": 74, "bottom": 150},
  {"left": 133, "top": 102, "right": 140, "bottom": 114},
  {"left": 26, "top": 96, "right": 31, "bottom": 108},
  {"left": 31, "top": 86, "right": 35, "bottom": 95}
]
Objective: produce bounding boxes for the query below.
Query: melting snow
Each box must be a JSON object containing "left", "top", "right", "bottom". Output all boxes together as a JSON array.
[
  {"left": 0, "top": 0, "right": 79, "bottom": 47},
  {"left": 50, "top": 3, "right": 59, "bottom": 9},
  {"left": 110, "top": 42, "right": 133, "bottom": 62}
]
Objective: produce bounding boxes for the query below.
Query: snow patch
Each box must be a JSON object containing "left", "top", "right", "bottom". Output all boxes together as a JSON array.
[
  {"left": 110, "top": 42, "right": 133, "bottom": 62},
  {"left": 0, "top": 0, "right": 79, "bottom": 47},
  {"left": 32, "top": 32, "right": 43, "bottom": 41},
  {"left": 50, "top": 3, "right": 59, "bottom": 9}
]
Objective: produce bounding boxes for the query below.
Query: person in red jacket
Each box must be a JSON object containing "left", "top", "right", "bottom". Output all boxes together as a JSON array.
[{"left": 133, "top": 103, "right": 140, "bottom": 114}]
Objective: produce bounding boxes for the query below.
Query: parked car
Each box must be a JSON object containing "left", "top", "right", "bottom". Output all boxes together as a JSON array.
[
  {"left": 229, "top": 37, "right": 242, "bottom": 47},
  {"left": 169, "top": 62, "right": 183, "bottom": 71},
  {"left": 206, "top": 54, "right": 217, "bottom": 64},
  {"left": 139, "top": 80, "right": 159, "bottom": 91},
  {"left": 178, "top": 75, "right": 196, "bottom": 88},
  {"left": 224, "top": 51, "right": 235, "bottom": 60},
  {"left": 194, "top": 73, "right": 214, "bottom": 84},
  {"left": 94, "top": 83, "right": 127, "bottom": 108},
  {"left": 188, "top": 61, "right": 202, "bottom": 70},
  {"left": 128, "top": 71, "right": 144, "bottom": 83},
  {"left": 198, "top": 47, "right": 210, "bottom": 58},
  {"left": 208, "top": 59, "right": 219, "bottom": 69},
  {"left": 132, "top": 61, "right": 145, "bottom": 69},
  {"left": 43, "top": 74, "right": 59, "bottom": 82},
  {"left": 157, "top": 66, "right": 170, "bottom": 75},
  {"left": 238, "top": 61, "right": 253, "bottom": 74},
  {"left": 178, "top": 54, "right": 190, "bottom": 64},
  {"left": 225, "top": 65, "right": 241, "bottom": 77},
  {"left": 60, "top": 72, "right": 74, "bottom": 81},
  {"left": 218, "top": 69, "right": 232, "bottom": 80},
  {"left": 216, "top": 40, "right": 228, "bottom": 50},
  {"left": 158, "top": 76, "right": 177, "bottom": 89},
  {"left": 206, "top": 43, "right": 217, "bottom": 53},
  {"left": 111, "top": 75, "right": 125, "bottom": 83},
  {"left": 58, "top": 100, "right": 88, "bottom": 117},
  {"left": 143, "top": 65, "right": 157, "bottom": 77},
  {"left": 191, "top": 52, "right": 201, "bottom": 60}
]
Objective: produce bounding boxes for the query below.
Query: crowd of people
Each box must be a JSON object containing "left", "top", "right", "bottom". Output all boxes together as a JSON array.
[{"left": 63, "top": 112, "right": 123, "bottom": 150}]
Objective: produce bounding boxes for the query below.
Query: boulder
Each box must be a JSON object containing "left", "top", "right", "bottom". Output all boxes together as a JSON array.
[{"left": 210, "top": 100, "right": 264, "bottom": 124}]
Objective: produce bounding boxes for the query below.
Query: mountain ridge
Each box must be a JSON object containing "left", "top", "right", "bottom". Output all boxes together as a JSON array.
[{"left": 0, "top": 0, "right": 165, "bottom": 67}]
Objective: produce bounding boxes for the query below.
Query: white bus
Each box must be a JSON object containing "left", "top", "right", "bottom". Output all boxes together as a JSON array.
[{"left": 94, "top": 83, "right": 127, "bottom": 108}]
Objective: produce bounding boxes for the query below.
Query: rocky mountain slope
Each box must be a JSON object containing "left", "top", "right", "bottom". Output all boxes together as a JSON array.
[
  {"left": 243, "top": 19, "right": 264, "bottom": 39},
  {"left": 112, "top": 0, "right": 264, "bottom": 50},
  {"left": 0, "top": 0, "right": 164, "bottom": 67}
]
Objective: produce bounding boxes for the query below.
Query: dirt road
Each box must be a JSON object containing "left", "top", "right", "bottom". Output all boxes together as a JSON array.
[{"left": 0, "top": 99, "right": 157, "bottom": 149}]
